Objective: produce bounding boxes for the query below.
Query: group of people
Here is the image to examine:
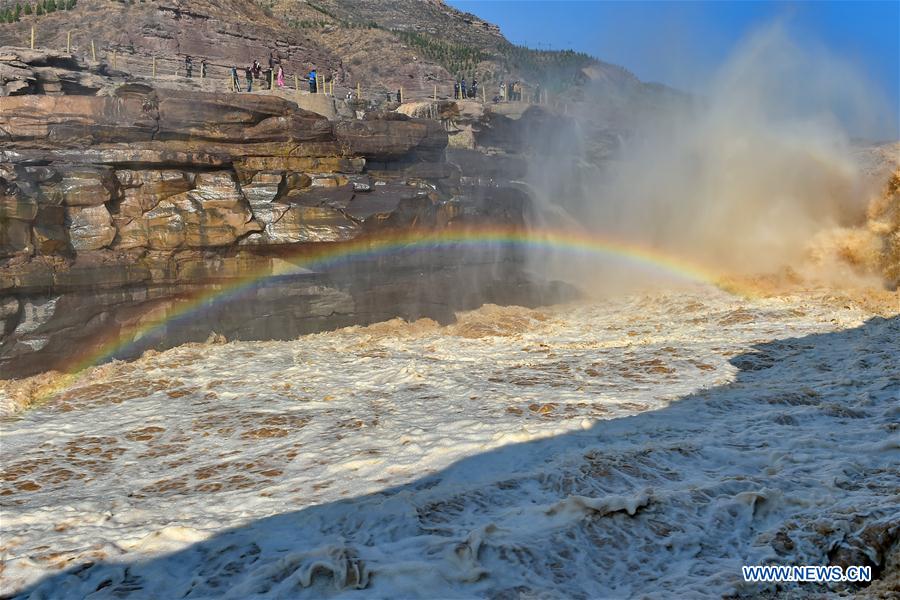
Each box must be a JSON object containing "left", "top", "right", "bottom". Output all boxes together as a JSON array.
[
  {"left": 183, "top": 52, "right": 535, "bottom": 104},
  {"left": 499, "top": 80, "right": 523, "bottom": 102},
  {"left": 221, "top": 51, "right": 321, "bottom": 94},
  {"left": 230, "top": 52, "right": 284, "bottom": 92},
  {"left": 183, "top": 56, "right": 208, "bottom": 78},
  {"left": 453, "top": 77, "right": 479, "bottom": 100},
  {"left": 451, "top": 78, "right": 527, "bottom": 102},
  {"left": 179, "top": 49, "right": 542, "bottom": 106}
]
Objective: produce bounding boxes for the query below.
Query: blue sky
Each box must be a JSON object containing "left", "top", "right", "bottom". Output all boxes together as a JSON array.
[{"left": 446, "top": 1, "right": 899, "bottom": 119}]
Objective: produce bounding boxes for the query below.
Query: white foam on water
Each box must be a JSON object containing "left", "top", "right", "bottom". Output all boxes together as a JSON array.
[{"left": 1, "top": 287, "right": 897, "bottom": 598}]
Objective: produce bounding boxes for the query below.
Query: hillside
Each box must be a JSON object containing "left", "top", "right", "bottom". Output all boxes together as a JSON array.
[
  {"left": 0, "top": 0, "right": 643, "bottom": 101},
  {"left": 294, "top": 0, "right": 507, "bottom": 48}
]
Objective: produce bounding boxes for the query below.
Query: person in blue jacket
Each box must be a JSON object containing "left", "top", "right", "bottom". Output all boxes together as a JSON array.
[{"left": 308, "top": 68, "right": 317, "bottom": 93}]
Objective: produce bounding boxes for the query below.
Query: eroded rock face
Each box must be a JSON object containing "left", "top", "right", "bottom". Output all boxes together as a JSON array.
[
  {"left": 32, "top": 204, "right": 69, "bottom": 255},
  {"left": 0, "top": 80, "right": 564, "bottom": 379},
  {"left": 241, "top": 172, "right": 285, "bottom": 206},
  {"left": 240, "top": 171, "right": 291, "bottom": 244},
  {"left": 0, "top": 296, "right": 19, "bottom": 335},
  {"left": 0, "top": 190, "right": 39, "bottom": 222},
  {"left": 65, "top": 205, "right": 116, "bottom": 251},
  {"left": 0, "top": 188, "right": 36, "bottom": 256},
  {"left": 48, "top": 167, "right": 118, "bottom": 207},
  {"left": 115, "top": 170, "right": 197, "bottom": 216},
  {"left": 276, "top": 203, "right": 359, "bottom": 243},
  {"left": 0, "top": 48, "right": 118, "bottom": 96},
  {"left": 0, "top": 221, "right": 33, "bottom": 257},
  {"left": 161, "top": 172, "right": 259, "bottom": 248},
  {"left": 335, "top": 118, "right": 447, "bottom": 162},
  {"left": 0, "top": 84, "right": 452, "bottom": 257}
]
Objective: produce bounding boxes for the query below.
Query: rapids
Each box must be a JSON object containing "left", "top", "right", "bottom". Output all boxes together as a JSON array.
[{"left": 1, "top": 286, "right": 898, "bottom": 598}]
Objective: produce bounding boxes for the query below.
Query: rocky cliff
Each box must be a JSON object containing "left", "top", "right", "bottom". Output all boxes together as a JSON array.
[
  {"left": 0, "top": 0, "right": 650, "bottom": 103},
  {"left": 0, "top": 49, "right": 572, "bottom": 379}
]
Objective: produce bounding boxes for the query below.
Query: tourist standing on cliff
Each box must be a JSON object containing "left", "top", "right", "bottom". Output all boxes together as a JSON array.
[
  {"left": 460, "top": 78, "right": 467, "bottom": 99},
  {"left": 308, "top": 68, "right": 317, "bottom": 93},
  {"left": 230, "top": 66, "right": 239, "bottom": 91},
  {"left": 200, "top": 59, "right": 208, "bottom": 78},
  {"left": 252, "top": 60, "right": 261, "bottom": 80},
  {"left": 276, "top": 65, "right": 285, "bottom": 88},
  {"left": 245, "top": 66, "right": 253, "bottom": 92},
  {"left": 499, "top": 81, "right": 506, "bottom": 101},
  {"left": 453, "top": 81, "right": 460, "bottom": 99},
  {"left": 184, "top": 55, "right": 193, "bottom": 77},
  {"left": 471, "top": 79, "right": 478, "bottom": 99}
]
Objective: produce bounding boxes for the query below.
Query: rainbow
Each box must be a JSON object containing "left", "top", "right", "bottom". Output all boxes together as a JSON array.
[{"left": 18, "top": 225, "right": 750, "bottom": 403}]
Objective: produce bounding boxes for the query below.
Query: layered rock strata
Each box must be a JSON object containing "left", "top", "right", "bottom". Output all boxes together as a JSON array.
[{"left": 1, "top": 81, "right": 567, "bottom": 378}]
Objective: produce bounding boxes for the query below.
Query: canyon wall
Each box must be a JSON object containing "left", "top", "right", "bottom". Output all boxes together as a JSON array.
[{"left": 0, "top": 50, "right": 571, "bottom": 379}]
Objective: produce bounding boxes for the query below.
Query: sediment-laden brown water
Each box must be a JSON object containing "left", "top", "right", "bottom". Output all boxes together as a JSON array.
[{"left": 1, "top": 286, "right": 898, "bottom": 598}]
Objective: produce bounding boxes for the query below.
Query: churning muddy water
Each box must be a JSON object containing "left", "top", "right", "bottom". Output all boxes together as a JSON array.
[{"left": 1, "top": 286, "right": 898, "bottom": 598}]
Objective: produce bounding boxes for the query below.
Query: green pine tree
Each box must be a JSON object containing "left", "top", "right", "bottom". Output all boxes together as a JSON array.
[
  {"left": 36, "top": 4, "right": 44, "bottom": 15},
  {"left": 23, "top": 3, "right": 31, "bottom": 15}
]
